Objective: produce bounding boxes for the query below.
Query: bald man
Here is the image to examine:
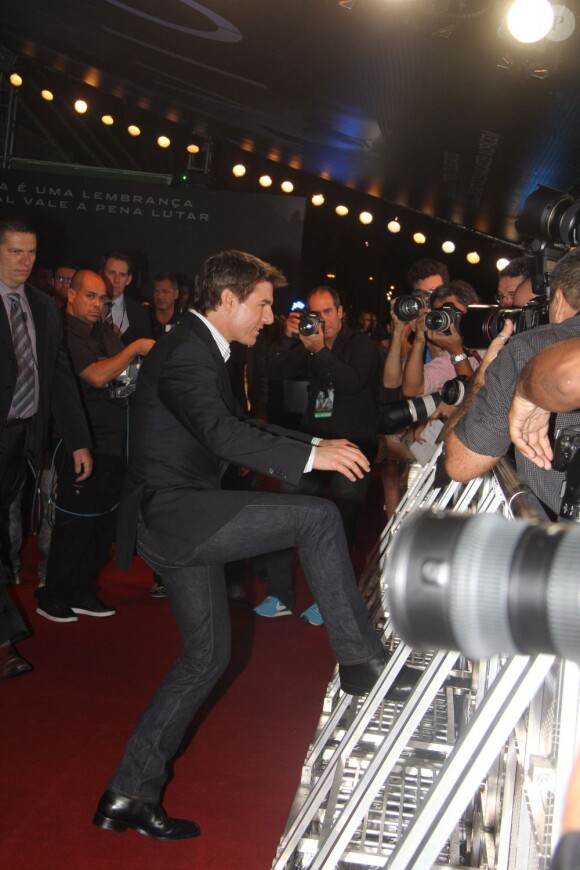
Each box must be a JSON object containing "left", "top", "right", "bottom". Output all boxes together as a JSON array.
[{"left": 35, "top": 270, "right": 154, "bottom": 623}]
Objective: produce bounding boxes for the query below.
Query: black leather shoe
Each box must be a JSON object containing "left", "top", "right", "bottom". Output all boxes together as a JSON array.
[
  {"left": 93, "top": 790, "right": 200, "bottom": 840},
  {"left": 339, "top": 650, "right": 421, "bottom": 700},
  {"left": 0, "top": 643, "right": 33, "bottom": 680}
]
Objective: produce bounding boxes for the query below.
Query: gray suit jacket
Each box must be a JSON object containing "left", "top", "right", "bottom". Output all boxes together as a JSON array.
[{"left": 116, "top": 312, "right": 312, "bottom": 570}]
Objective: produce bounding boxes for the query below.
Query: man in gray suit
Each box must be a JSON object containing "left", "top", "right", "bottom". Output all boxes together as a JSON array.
[
  {"left": 0, "top": 216, "right": 92, "bottom": 679},
  {"left": 93, "top": 250, "right": 400, "bottom": 842}
]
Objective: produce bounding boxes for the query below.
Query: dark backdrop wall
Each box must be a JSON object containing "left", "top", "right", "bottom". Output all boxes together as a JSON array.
[{"left": 0, "top": 171, "right": 306, "bottom": 303}]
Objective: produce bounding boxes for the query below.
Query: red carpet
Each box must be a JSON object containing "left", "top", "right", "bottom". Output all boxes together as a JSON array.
[
  {"left": 2, "top": 473, "right": 384, "bottom": 869},
  {"left": 1, "top": 543, "right": 338, "bottom": 870}
]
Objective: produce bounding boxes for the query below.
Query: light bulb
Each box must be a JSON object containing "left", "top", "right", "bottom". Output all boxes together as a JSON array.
[
  {"left": 467, "top": 251, "right": 481, "bottom": 264},
  {"left": 259, "top": 175, "right": 272, "bottom": 188},
  {"left": 413, "top": 232, "right": 426, "bottom": 244},
  {"left": 507, "top": 0, "right": 554, "bottom": 44},
  {"left": 387, "top": 220, "right": 401, "bottom": 233},
  {"left": 232, "top": 164, "right": 246, "bottom": 177},
  {"left": 281, "top": 181, "right": 294, "bottom": 193},
  {"left": 335, "top": 205, "right": 349, "bottom": 216},
  {"left": 101, "top": 115, "right": 114, "bottom": 126},
  {"left": 128, "top": 125, "right": 141, "bottom": 137},
  {"left": 157, "top": 135, "right": 171, "bottom": 148},
  {"left": 9, "top": 73, "right": 22, "bottom": 87},
  {"left": 74, "top": 100, "right": 88, "bottom": 114},
  {"left": 41, "top": 90, "right": 54, "bottom": 101},
  {"left": 442, "top": 241, "right": 455, "bottom": 254},
  {"left": 496, "top": 258, "right": 510, "bottom": 271},
  {"left": 359, "top": 211, "right": 373, "bottom": 225},
  {"left": 311, "top": 194, "right": 324, "bottom": 206}
]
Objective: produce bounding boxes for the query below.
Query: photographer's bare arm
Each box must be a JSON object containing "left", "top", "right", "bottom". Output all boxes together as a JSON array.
[
  {"left": 509, "top": 337, "right": 580, "bottom": 469},
  {"left": 313, "top": 439, "right": 370, "bottom": 481},
  {"left": 444, "top": 320, "right": 514, "bottom": 480},
  {"left": 383, "top": 311, "right": 407, "bottom": 390},
  {"left": 79, "top": 338, "right": 155, "bottom": 387}
]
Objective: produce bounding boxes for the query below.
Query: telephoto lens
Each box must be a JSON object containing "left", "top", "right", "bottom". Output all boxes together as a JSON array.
[
  {"left": 379, "top": 392, "right": 441, "bottom": 435},
  {"left": 388, "top": 510, "right": 580, "bottom": 663},
  {"left": 440, "top": 376, "right": 469, "bottom": 406},
  {"left": 392, "top": 295, "right": 423, "bottom": 322}
]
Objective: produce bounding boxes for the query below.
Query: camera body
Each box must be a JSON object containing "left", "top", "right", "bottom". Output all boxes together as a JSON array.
[
  {"left": 424, "top": 302, "right": 463, "bottom": 336},
  {"left": 297, "top": 311, "right": 324, "bottom": 337},
  {"left": 108, "top": 360, "right": 141, "bottom": 399}
]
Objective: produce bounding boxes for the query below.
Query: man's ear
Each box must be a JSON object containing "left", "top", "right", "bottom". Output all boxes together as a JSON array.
[
  {"left": 220, "top": 288, "right": 235, "bottom": 309},
  {"left": 126, "top": 273, "right": 133, "bottom": 288},
  {"left": 551, "top": 286, "right": 564, "bottom": 320}
]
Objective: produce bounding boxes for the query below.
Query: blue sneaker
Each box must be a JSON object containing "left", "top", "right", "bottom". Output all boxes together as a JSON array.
[
  {"left": 300, "top": 603, "right": 324, "bottom": 626},
  {"left": 254, "top": 596, "right": 292, "bottom": 618}
]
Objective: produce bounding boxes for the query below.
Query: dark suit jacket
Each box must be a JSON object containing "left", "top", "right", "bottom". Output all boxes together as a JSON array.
[
  {"left": 116, "top": 312, "right": 312, "bottom": 570},
  {"left": 122, "top": 295, "right": 153, "bottom": 345},
  {"left": 0, "top": 284, "right": 91, "bottom": 470}
]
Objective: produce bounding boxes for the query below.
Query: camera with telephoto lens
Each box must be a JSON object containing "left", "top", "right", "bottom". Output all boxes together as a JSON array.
[
  {"left": 388, "top": 510, "right": 580, "bottom": 663},
  {"left": 380, "top": 376, "right": 469, "bottom": 434},
  {"left": 108, "top": 360, "right": 141, "bottom": 399},
  {"left": 391, "top": 291, "right": 430, "bottom": 322},
  {"left": 297, "top": 311, "right": 325, "bottom": 337},
  {"left": 438, "top": 298, "right": 550, "bottom": 349}
]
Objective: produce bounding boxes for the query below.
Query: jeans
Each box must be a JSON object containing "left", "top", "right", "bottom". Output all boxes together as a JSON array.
[
  {"left": 265, "top": 469, "right": 370, "bottom": 610},
  {"left": 108, "top": 492, "right": 382, "bottom": 800}
]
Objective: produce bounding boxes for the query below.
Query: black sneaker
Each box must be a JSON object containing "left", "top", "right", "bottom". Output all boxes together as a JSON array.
[
  {"left": 36, "top": 602, "right": 78, "bottom": 623},
  {"left": 71, "top": 599, "right": 116, "bottom": 618},
  {"left": 150, "top": 581, "right": 168, "bottom": 598}
]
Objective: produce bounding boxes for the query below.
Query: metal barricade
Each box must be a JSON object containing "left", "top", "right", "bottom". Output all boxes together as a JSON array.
[{"left": 273, "top": 448, "right": 580, "bottom": 869}]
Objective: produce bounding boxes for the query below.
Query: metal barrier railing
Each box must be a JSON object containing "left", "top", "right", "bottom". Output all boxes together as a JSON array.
[{"left": 273, "top": 448, "right": 580, "bottom": 869}]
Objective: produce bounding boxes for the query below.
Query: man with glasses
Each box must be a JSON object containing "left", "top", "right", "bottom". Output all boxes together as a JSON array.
[{"left": 53, "top": 264, "right": 77, "bottom": 308}]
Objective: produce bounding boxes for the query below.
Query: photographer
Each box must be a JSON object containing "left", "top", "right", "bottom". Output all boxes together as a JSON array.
[
  {"left": 445, "top": 250, "right": 580, "bottom": 516},
  {"left": 35, "top": 270, "right": 154, "bottom": 623},
  {"left": 258, "top": 286, "right": 380, "bottom": 622},
  {"left": 402, "top": 281, "right": 481, "bottom": 398}
]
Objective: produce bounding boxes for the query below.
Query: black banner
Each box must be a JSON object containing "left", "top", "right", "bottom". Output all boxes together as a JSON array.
[{"left": 0, "top": 170, "right": 305, "bottom": 294}]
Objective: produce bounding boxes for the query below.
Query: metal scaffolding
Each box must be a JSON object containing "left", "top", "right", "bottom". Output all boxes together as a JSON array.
[{"left": 273, "top": 447, "right": 580, "bottom": 869}]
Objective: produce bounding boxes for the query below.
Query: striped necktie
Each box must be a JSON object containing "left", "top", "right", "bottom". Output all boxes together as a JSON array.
[
  {"left": 8, "top": 293, "right": 36, "bottom": 418},
  {"left": 103, "top": 298, "right": 121, "bottom": 336}
]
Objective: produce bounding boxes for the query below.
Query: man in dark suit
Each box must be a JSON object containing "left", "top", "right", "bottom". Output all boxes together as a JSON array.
[
  {"left": 100, "top": 250, "right": 152, "bottom": 345},
  {"left": 93, "top": 250, "right": 391, "bottom": 842},
  {"left": 0, "top": 216, "right": 92, "bottom": 679}
]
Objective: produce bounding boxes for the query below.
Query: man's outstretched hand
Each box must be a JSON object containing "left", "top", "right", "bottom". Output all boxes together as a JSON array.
[
  {"left": 509, "top": 393, "right": 553, "bottom": 469},
  {"left": 313, "top": 439, "right": 370, "bottom": 481}
]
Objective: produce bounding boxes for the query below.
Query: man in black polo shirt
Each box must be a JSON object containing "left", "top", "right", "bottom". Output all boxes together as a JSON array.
[
  {"left": 35, "top": 270, "right": 155, "bottom": 623},
  {"left": 257, "top": 286, "right": 380, "bottom": 623}
]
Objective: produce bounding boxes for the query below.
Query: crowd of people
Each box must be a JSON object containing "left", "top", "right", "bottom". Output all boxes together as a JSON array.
[{"left": 2, "top": 216, "right": 580, "bottom": 854}]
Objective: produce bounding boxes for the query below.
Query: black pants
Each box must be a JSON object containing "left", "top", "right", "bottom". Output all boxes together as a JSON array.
[
  {"left": 264, "top": 469, "right": 371, "bottom": 610},
  {"left": 108, "top": 493, "right": 382, "bottom": 800},
  {"left": 36, "top": 450, "right": 124, "bottom": 608}
]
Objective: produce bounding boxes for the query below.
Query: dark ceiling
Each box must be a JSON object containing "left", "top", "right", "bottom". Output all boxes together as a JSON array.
[{"left": 2, "top": 0, "right": 580, "bottom": 247}]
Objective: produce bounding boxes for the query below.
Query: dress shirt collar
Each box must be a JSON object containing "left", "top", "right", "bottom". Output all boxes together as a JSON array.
[{"left": 189, "top": 308, "right": 231, "bottom": 362}]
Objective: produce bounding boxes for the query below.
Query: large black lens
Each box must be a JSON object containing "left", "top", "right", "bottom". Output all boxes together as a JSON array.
[
  {"left": 388, "top": 511, "right": 580, "bottom": 662},
  {"left": 392, "top": 295, "right": 422, "bottom": 322},
  {"left": 424, "top": 308, "right": 454, "bottom": 333}
]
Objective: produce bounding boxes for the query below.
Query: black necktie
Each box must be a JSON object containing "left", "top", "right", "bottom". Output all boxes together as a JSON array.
[{"left": 8, "top": 293, "right": 35, "bottom": 418}]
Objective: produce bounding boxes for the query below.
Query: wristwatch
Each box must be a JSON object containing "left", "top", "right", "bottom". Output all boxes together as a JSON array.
[{"left": 450, "top": 352, "right": 468, "bottom": 365}]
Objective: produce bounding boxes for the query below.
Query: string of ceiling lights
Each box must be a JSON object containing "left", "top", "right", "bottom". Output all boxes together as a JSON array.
[
  {"left": 7, "top": 71, "right": 201, "bottom": 155},
  {"left": 7, "top": 70, "right": 517, "bottom": 271}
]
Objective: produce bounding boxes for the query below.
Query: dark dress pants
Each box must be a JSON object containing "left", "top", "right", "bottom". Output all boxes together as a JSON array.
[
  {"left": 107, "top": 491, "right": 382, "bottom": 801},
  {"left": 265, "top": 469, "right": 370, "bottom": 610},
  {"left": 0, "top": 421, "right": 31, "bottom": 644},
  {"left": 36, "top": 451, "right": 124, "bottom": 608}
]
